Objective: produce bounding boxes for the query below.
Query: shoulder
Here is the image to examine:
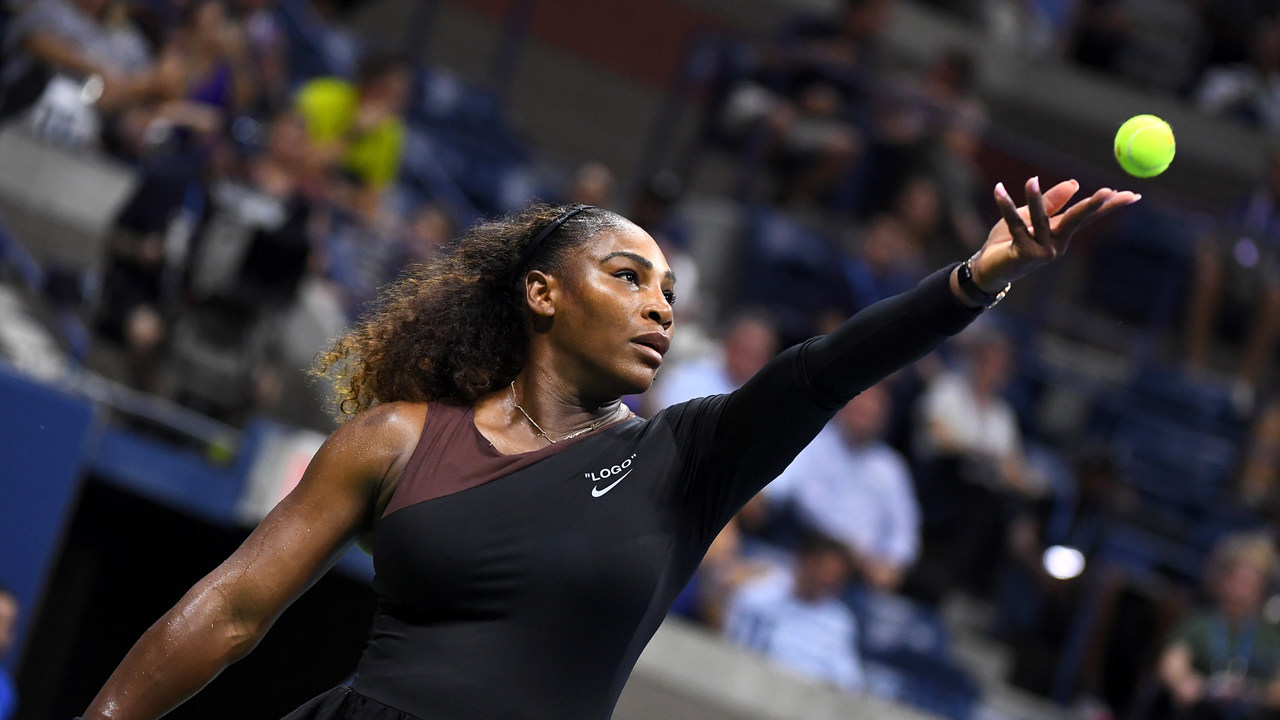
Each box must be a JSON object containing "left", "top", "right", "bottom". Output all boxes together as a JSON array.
[
  {"left": 326, "top": 401, "right": 428, "bottom": 481},
  {"left": 342, "top": 399, "right": 428, "bottom": 445}
]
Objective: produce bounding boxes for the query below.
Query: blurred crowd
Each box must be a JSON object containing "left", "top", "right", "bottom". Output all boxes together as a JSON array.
[
  {"left": 7, "top": 0, "right": 1280, "bottom": 719},
  {"left": 923, "top": 0, "right": 1280, "bottom": 135}
]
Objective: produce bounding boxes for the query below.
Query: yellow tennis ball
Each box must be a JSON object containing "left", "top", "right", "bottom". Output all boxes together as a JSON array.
[{"left": 1114, "top": 115, "right": 1175, "bottom": 178}]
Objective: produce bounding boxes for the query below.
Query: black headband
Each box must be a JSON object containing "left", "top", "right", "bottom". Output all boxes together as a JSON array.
[{"left": 514, "top": 204, "right": 594, "bottom": 276}]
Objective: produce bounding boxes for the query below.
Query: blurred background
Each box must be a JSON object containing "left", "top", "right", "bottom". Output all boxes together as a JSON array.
[{"left": 3, "top": 0, "right": 1280, "bottom": 718}]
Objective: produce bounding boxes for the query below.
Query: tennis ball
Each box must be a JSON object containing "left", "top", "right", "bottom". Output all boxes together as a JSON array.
[{"left": 1114, "top": 115, "right": 1175, "bottom": 178}]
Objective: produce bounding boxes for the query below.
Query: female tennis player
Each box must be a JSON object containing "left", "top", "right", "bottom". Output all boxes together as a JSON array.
[{"left": 82, "top": 177, "right": 1137, "bottom": 720}]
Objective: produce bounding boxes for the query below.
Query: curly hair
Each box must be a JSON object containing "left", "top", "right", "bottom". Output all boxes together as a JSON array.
[{"left": 313, "top": 203, "right": 631, "bottom": 419}]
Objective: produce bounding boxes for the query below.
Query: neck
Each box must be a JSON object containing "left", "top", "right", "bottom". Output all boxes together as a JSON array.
[{"left": 509, "top": 371, "right": 624, "bottom": 442}]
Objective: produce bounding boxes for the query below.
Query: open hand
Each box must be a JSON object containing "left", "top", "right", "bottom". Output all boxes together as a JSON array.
[{"left": 970, "top": 177, "right": 1140, "bottom": 292}]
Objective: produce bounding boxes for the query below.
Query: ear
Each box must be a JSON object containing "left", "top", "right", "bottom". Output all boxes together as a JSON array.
[{"left": 524, "top": 269, "right": 558, "bottom": 318}]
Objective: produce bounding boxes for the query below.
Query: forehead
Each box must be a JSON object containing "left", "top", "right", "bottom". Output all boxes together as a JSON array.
[{"left": 580, "top": 223, "right": 672, "bottom": 275}]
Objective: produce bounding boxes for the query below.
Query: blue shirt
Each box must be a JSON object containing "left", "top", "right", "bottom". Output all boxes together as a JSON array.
[{"left": 0, "top": 667, "right": 17, "bottom": 720}]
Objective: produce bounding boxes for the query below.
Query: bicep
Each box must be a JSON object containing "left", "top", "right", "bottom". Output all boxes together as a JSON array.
[{"left": 204, "top": 412, "right": 403, "bottom": 636}]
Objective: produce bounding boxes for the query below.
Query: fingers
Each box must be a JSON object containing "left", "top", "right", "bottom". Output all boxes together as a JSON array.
[
  {"left": 1052, "top": 187, "right": 1111, "bottom": 236},
  {"left": 1042, "top": 179, "right": 1080, "bottom": 216},
  {"left": 1010, "top": 178, "right": 1078, "bottom": 228},
  {"left": 1056, "top": 188, "right": 1142, "bottom": 235},
  {"left": 994, "top": 182, "right": 1029, "bottom": 240},
  {"left": 996, "top": 178, "right": 1141, "bottom": 253},
  {"left": 1075, "top": 190, "right": 1142, "bottom": 232},
  {"left": 1026, "top": 177, "right": 1053, "bottom": 247}
]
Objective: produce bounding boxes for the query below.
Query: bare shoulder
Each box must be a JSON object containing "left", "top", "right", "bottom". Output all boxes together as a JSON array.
[
  {"left": 330, "top": 401, "right": 430, "bottom": 479},
  {"left": 342, "top": 401, "right": 430, "bottom": 443}
]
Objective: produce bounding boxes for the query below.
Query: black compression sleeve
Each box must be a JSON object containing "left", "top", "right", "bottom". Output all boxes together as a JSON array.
[
  {"left": 671, "top": 263, "right": 982, "bottom": 535},
  {"left": 796, "top": 262, "right": 981, "bottom": 408}
]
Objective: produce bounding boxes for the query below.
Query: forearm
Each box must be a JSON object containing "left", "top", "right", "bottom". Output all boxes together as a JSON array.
[
  {"left": 700, "top": 264, "right": 981, "bottom": 516},
  {"left": 24, "top": 34, "right": 102, "bottom": 77},
  {"left": 801, "top": 263, "right": 982, "bottom": 405},
  {"left": 84, "top": 580, "right": 259, "bottom": 720}
]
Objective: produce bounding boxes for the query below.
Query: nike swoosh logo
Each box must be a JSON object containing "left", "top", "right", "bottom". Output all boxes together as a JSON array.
[{"left": 591, "top": 468, "right": 632, "bottom": 497}]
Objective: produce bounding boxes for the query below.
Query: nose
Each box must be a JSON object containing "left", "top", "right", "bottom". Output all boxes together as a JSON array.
[{"left": 644, "top": 291, "right": 673, "bottom": 328}]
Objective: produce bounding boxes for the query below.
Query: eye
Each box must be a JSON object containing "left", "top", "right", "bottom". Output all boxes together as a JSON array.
[
  {"left": 663, "top": 290, "right": 677, "bottom": 305},
  {"left": 614, "top": 269, "right": 639, "bottom": 284}
]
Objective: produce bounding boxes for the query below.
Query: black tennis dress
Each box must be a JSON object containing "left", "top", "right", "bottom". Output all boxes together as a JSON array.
[{"left": 283, "top": 266, "right": 980, "bottom": 720}]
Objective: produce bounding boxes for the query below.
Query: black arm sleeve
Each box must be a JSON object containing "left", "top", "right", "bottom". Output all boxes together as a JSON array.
[{"left": 666, "top": 263, "right": 982, "bottom": 540}]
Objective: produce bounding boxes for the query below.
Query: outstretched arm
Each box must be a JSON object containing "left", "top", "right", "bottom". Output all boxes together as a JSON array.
[
  {"left": 798, "top": 178, "right": 1138, "bottom": 402},
  {"left": 82, "top": 403, "right": 424, "bottom": 720},
  {"left": 676, "top": 179, "right": 1138, "bottom": 530}
]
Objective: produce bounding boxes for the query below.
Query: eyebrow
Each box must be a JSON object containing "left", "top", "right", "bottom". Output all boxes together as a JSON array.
[{"left": 601, "top": 251, "right": 677, "bottom": 284}]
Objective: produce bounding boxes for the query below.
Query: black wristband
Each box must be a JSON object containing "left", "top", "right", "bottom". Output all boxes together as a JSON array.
[{"left": 956, "top": 254, "right": 1009, "bottom": 308}]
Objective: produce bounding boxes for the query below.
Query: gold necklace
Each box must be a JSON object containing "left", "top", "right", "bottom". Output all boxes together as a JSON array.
[{"left": 510, "top": 381, "right": 604, "bottom": 444}]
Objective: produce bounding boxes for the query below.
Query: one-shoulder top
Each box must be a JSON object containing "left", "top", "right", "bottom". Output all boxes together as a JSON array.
[{"left": 283, "top": 264, "right": 980, "bottom": 720}]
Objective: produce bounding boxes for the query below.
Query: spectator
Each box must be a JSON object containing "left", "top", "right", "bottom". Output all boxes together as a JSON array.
[
  {"left": 296, "top": 52, "right": 411, "bottom": 218},
  {"left": 762, "top": 383, "right": 922, "bottom": 592},
  {"left": 910, "top": 326, "right": 1039, "bottom": 601},
  {"left": 0, "top": 0, "right": 155, "bottom": 143},
  {"left": 1239, "top": 399, "right": 1280, "bottom": 510},
  {"left": 105, "top": 0, "right": 259, "bottom": 161},
  {"left": 997, "top": 447, "right": 1139, "bottom": 696},
  {"left": 284, "top": 0, "right": 359, "bottom": 82},
  {"left": 568, "top": 161, "right": 617, "bottom": 209},
  {"left": 631, "top": 170, "right": 692, "bottom": 251},
  {"left": 0, "top": 583, "right": 15, "bottom": 720},
  {"left": 1194, "top": 17, "right": 1280, "bottom": 132},
  {"left": 717, "top": 0, "right": 891, "bottom": 208},
  {"left": 93, "top": 155, "right": 205, "bottom": 391},
  {"left": 1185, "top": 149, "right": 1280, "bottom": 395},
  {"left": 647, "top": 310, "right": 779, "bottom": 412},
  {"left": 166, "top": 109, "right": 317, "bottom": 422},
  {"left": 917, "top": 326, "right": 1032, "bottom": 495},
  {"left": 916, "top": 49, "right": 988, "bottom": 253},
  {"left": 399, "top": 201, "right": 457, "bottom": 267},
  {"left": 1151, "top": 532, "right": 1280, "bottom": 720},
  {"left": 981, "top": 0, "right": 1066, "bottom": 56},
  {"left": 838, "top": 214, "right": 926, "bottom": 312},
  {"left": 234, "top": 0, "right": 290, "bottom": 110},
  {"left": 151, "top": 0, "right": 259, "bottom": 116},
  {"left": 1195, "top": 0, "right": 1280, "bottom": 71},
  {"left": 1066, "top": 0, "right": 1133, "bottom": 75},
  {"left": 724, "top": 532, "right": 864, "bottom": 691},
  {"left": 670, "top": 516, "right": 774, "bottom": 629}
]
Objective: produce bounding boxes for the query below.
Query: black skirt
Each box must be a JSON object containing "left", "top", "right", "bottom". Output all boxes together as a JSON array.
[{"left": 282, "top": 686, "right": 419, "bottom": 720}]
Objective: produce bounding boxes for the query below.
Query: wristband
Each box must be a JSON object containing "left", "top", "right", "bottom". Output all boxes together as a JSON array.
[{"left": 957, "top": 253, "right": 1009, "bottom": 308}]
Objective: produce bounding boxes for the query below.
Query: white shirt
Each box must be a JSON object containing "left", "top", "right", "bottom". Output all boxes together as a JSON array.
[
  {"left": 766, "top": 426, "right": 921, "bottom": 568},
  {"left": 724, "top": 570, "right": 864, "bottom": 691},
  {"left": 650, "top": 355, "right": 737, "bottom": 410},
  {"left": 918, "top": 370, "right": 1021, "bottom": 461}
]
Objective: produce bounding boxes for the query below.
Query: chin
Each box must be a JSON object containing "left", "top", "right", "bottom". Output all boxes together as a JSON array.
[{"left": 612, "top": 366, "right": 658, "bottom": 397}]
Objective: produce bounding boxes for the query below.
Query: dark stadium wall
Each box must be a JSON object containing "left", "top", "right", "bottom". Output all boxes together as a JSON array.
[{"left": 17, "top": 480, "right": 377, "bottom": 720}]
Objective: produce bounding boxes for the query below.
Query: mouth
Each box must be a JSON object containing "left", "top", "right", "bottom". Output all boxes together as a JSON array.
[{"left": 631, "top": 333, "right": 670, "bottom": 365}]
